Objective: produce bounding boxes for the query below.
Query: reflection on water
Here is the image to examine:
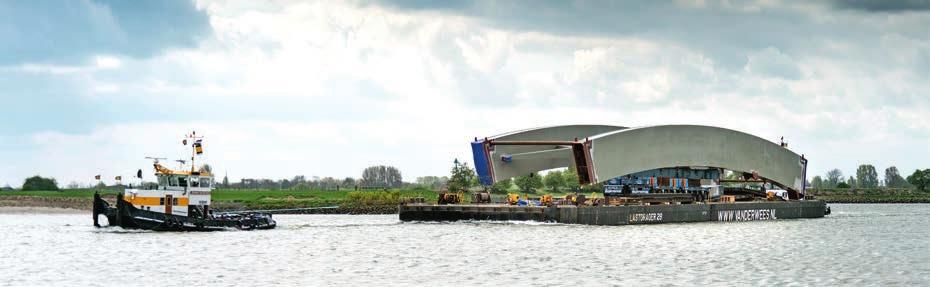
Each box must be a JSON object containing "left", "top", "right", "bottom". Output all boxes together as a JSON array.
[{"left": 1, "top": 204, "right": 929, "bottom": 286}]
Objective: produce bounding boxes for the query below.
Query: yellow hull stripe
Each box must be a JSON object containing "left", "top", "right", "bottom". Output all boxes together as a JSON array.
[{"left": 123, "top": 196, "right": 189, "bottom": 206}]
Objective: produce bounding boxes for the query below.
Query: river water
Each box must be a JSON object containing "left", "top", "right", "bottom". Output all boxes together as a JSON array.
[{"left": 1, "top": 204, "right": 928, "bottom": 286}]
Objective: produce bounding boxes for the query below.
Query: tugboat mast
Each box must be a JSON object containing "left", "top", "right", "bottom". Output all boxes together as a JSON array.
[{"left": 184, "top": 131, "right": 203, "bottom": 174}]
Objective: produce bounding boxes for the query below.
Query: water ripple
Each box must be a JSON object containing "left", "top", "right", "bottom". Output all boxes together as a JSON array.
[{"left": 1, "top": 205, "right": 929, "bottom": 286}]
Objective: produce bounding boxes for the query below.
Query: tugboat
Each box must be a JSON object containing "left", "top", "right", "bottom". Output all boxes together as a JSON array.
[{"left": 93, "top": 131, "right": 275, "bottom": 231}]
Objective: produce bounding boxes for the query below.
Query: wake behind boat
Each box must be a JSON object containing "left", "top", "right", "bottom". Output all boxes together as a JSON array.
[{"left": 93, "top": 131, "right": 275, "bottom": 231}]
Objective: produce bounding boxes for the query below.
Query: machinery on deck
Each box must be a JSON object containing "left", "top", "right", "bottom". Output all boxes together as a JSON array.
[
  {"left": 472, "top": 191, "right": 492, "bottom": 204},
  {"left": 437, "top": 189, "right": 463, "bottom": 205},
  {"left": 539, "top": 194, "right": 553, "bottom": 206}
]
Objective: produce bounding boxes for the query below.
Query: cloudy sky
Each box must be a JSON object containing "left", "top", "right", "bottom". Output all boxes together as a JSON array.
[{"left": 2, "top": 0, "right": 929, "bottom": 187}]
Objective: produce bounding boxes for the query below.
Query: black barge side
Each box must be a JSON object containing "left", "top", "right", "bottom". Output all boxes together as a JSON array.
[{"left": 399, "top": 200, "right": 827, "bottom": 225}]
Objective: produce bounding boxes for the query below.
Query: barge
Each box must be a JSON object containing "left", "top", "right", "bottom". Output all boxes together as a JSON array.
[
  {"left": 399, "top": 200, "right": 827, "bottom": 225},
  {"left": 403, "top": 124, "right": 831, "bottom": 225}
]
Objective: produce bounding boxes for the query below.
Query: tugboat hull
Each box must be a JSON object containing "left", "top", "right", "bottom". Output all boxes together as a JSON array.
[{"left": 95, "top": 193, "right": 276, "bottom": 231}]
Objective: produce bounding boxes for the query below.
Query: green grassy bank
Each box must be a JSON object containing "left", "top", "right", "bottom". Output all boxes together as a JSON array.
[
  {"left": 0, "top": 188, "right": 441, "bottom": 213},
  {"left": 209, "top": 188, "right": 440, "bottom": 210}
]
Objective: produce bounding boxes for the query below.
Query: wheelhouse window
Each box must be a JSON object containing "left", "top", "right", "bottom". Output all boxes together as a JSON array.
[
  {"left": 199, "top": 178, "right": 212, "bottom": 188},
  {"left": 177, "top": 176, "right": 188, "bottom": 187},
  {"left": 191, "top": 177, "right": 200, "bottom": 187},
  {"left": 158, "top": 176, "right": 168, "bottom": 187}
]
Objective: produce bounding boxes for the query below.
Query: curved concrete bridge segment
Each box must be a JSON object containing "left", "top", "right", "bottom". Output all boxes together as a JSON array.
[
  {"left": 472, "top": 124, "right": 807, "bottom": 195},
  {"left": 472, "top": 125, "right": 626, "bottom": 184}
]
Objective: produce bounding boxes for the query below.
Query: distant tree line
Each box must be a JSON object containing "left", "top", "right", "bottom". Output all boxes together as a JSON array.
[
  {"left": 443, "top": 161, "right": 587, "bottom": 194},
  {"left": 15, "top": 162, "right": 927, "bottom": 193},
  {"left": 810, "top": 164, "right": 929, "bottom": 191},
  {"left": 21, "top": 175, "right": 59, "bottom": 191},
  {"left": 414, "top": 175, "right": 449, "bottom": 190},
  {"left": 228, "top": 165, "right": 405, "bottom": 190},
  {"left": 907, "top": 169, "right": 930, "bottom": 191},
  {"left": 231, "top": 175, "right": 354, "bottom": 190},
  {"left": 3, "top": 162, "right": 594, "bottom": 194},
  {"left": 360, "top": 165, "right": 403, "bottom": 188},
  {"left": 2, "top": 166, "right": 409, "bottom": 192},
  {"left": 510, "top": 168, "right": 585, "bottom": 194}
]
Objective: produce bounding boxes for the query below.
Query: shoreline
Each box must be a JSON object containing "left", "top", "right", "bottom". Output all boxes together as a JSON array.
[
  {"left": 811, "top": 196, "right": 930, "bottom": 204},
  {"left": 0, "top": 196, "right": 95, "bottom": 211},
  {"left": 818, "top": 199, "right": 930, "bottom": 203},
  {"left": 0, "top": 206, "right": 85, "bottom": 214},
  {"left": 0, "top": 195, "right": 399, "bottom": 215}
]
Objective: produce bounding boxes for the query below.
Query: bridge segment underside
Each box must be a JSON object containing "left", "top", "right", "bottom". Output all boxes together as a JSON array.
[{"left": 473, "top": 125, "right": 806, "bottom": 195}]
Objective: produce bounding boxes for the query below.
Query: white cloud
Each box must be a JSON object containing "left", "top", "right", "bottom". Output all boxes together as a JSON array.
[
  {"left": 91, "top": 83, "right": 120, "bottom": 94},
  {"left": 744, "top": 47, "right": 801, "bottom": 80},
  {"left": 94, "top": 55, "right": 122, "bottom": 69},
  {"left": 13, "top": 63, "right": 84, "bottom": 75}
]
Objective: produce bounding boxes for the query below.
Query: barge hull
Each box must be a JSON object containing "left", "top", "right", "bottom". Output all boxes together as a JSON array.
[{"left": 399, "top": 200, "right": 826, "bottom": 225}]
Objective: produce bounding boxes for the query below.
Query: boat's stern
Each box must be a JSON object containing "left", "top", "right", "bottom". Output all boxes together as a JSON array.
[{"left": 92, "top": 192, "right": 118, "bottom": 227}]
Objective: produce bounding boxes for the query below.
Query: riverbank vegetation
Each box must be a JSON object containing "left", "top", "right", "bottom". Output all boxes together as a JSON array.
[
  {"left": 5, "top": 161, "right": 930, "bottom": 213},
  {"left": 0, "top": 188, "right": 440, "bottom": 213},
  {"left": 213, "top": 188, "right": 438, "bottom": 210},
  {"left": 810, "top": 165, "right": 929, "bottom": 191},
  {"left": 807, "top": 188, "right": 930, "bottom": 203}
]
